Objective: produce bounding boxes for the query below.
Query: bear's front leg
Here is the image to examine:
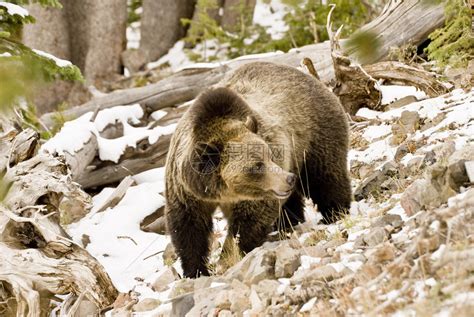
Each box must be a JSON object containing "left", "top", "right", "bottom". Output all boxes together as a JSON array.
[
  {"left": 165, "top": 196, "right": 214, "bottom": 278},
  {"left": 228, "top": 200, "right": 278, "bottom": 254}
]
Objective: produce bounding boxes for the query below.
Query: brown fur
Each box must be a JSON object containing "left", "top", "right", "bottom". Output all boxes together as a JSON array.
[{"left": 165, "top": 62, "right": 351, "bottom": 278}]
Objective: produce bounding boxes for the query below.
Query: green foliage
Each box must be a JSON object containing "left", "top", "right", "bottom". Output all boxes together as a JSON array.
[
  {"left": 182, "top": 0, "right": 225, "bottom": 53},
  {"left": 425, "top": 0, "right": 473, "bottom": 68},
  {"left": 283, "top": 0, "right": 369, "bottom": 49},
  {"left": 183, "top": 0, "right": 373, "bottom": 62},
  {"left": 0, "top": 1, "right": 83, "bottom": 112},
  {"left": 9, "top": 0, "right": 62, "bottom": 7},
  {"left": 128, "top": 0, "right": 142, "bottom": 24},
  {"left": 344, "top": 30, "right": 380, "bottom": 64}
]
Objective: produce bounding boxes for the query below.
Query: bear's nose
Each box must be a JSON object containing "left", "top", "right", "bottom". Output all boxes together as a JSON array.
[{"left": 286, "top": 173, "right": 297, "bottom": 187}]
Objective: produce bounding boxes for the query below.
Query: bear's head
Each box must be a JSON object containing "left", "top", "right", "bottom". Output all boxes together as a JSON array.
[{"left": 182, "top": 87, "right": 296, "bottom": 202}]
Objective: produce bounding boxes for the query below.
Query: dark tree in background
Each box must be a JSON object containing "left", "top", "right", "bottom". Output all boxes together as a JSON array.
[
  {"left": 23, "top": 0, "right": 127, "bottom": 113},
  {"left": 140, "top": 0, "right": 196, "bottom": 62}
]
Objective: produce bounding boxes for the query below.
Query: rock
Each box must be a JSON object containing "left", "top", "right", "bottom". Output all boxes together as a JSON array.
[
  {"left": 354, "top": 161, "right": 398, "bottom": 201},
  {"left": 121, "top": 48, "right": 148, "bottom": 74},
  {"left": 169, "top": 278, "right": 194, "bottom": 298},
  {"left": 218, "top": 310, "right": 233, "bottom": 317},
  {"left": 306, "top": 245, "right": 328, "bottom": 258},
  {"left": 133, "top": 298, "right": 161, "bottom": 312},
  {"left": 274, "top": 244, "right": 301, "bottom": 278},
  {"left": 390, "top": 110, "right": 420, "bottom": 145},
  {"left": 363, "top": 227, "right": 387, "bottom": 247},
  {"left": 163, "top": 242, "right": 178, "bottom": 266},
  {"left": 372, "top": 214, "right": 403, "bottom": 229},
  {"left": 224, "top": 242, "right": 277, "bottom": 285},
  {"left": 401, "top": 178, "right": 442, "bottom": 215},
  {"left": 171, "top": 293, "right": 194, "bottom": 317},
  {"left": 214, "top": 290, "right": 231, "bottom": 310},
  {"left": 291, "top": 265, "right": 340, "bottom": 284},
  {"left": 151, "top": 267, "right": 179, "bottom": 292},
  {"left": 188, "top": 285, "right": 223, "bottom": 316},
  {"left": 448, "top": 145, "right": 474, "bottom": 189},
  {"left": 399, "top": 110, "right": 420, "bottom": 133},
  {"left": 387, "top": 95, "right": 419, "bottom": 110},
  {"left": 252, "top": 279, "right": 280, "bottom": 305},
  {"left": 249, "top": 289, "right": 264, "bottom": 313},
  {"left": 366, "top": 243, "right": 396, "bottom": 262},
  {"left": 229, "top": 279, "right": 251, "bottom": 313},
  {"left": 466, "top": 161, "right": 474, "bottom": 183},
  {"left": 423, "top": 141, "right": 456, "bottom": 166}
]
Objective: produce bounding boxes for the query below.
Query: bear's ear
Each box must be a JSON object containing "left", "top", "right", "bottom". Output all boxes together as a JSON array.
[{"left": 245, "top": 115, "right": 258, "bottom": 133}]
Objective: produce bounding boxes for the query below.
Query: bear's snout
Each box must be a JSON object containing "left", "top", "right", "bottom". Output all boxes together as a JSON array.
[{"left": 286, "top": 173, "right": 297, "bottom": 187}]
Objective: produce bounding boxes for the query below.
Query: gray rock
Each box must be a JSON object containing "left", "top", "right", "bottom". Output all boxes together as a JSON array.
[
  {"left": 170, "top": 278, "right": 194, "bottom": 298},
  {"left": 151, "top": 267, "right": 179, "bottom": 292},
  {"left": 354, "top": 161, "right": 398, "bottom": 201},
  {"left": 372, "top": 214, "right": 403, "bottom": 229},
  {"left": 224, "top": 242, "right": 277, "bottom": 285},
  {"left": 306, "top": 245, "right": 328, "bottom": 258},
  {"left": 423, "top": 141, "right": 456, "bottom": 165},
  {"left": 171, "top": 293, "right": 194, "bottom": 317},
  {"left": 274, "top": 244, "right": 301, "bottom": 278},
  {"left": 448, "top": 145, "right": 474, "bottom": 189},
  {"left": 292, "top": 265, "right": 340, "bottom": 284},
  {"left": 133, "top": 298, "right": 161, "bottom": 312},
  {"left": 229, "top": 279, "right": 251, "bottom": 313},
  {"left": 465, "top": 161, "right": 474, "bottom": 183},
  {"left": 387, "top": 95, "right": 418, "bottom": 110},
  {"left": 218, "top": 310, "right": 233, "bottom": 317},
  {"left": 400, "top": 178, "right": 444, "bottom": 216},
  {"left": 363, "top": 227, "right": 387, "bottom": 246},
  {"left": 399, "top": 110, "right": 420, "bottom": 133},
  {"left": 163, "top": 242, "right": 178, "bottom": 267}
]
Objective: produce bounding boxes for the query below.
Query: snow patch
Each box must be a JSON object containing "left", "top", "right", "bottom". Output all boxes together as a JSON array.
[
  {"left": 0, "top": 2, "right": 29, "bottom": 18},
  {"left": 33, "top": 49, "right": 72, "bottom": 68}
]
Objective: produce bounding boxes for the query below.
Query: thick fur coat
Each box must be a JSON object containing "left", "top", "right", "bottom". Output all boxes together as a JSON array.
[{"left": 165, "top": 62, "right": 351, "bottom": 278}]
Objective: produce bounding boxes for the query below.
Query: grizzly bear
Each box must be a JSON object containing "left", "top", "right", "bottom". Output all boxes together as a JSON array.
[{"left": 165, "top": 62, "right": 351, "bottom": 278}]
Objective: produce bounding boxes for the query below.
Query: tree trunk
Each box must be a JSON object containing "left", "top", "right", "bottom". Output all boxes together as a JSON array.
[
  {"left": 22, "top": 4, "right": 76, "bottom": 114},
  {"left": 140, "top": 0, "right": 196, "bottom": 62},
  {"left": 22, "top": 0, "right": 128, "bottom": 111},
  {"left": 64, "top": 0, "right": 128, "bottom": 85},
  {"left": 221, "top": 0, "right": 256, "bottom": 31}
]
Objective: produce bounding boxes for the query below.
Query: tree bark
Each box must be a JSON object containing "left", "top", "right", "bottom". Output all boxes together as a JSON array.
[
  {"left": 22, "top": 4, "right": 76, "bottom": 114},
  {"left": 140, "top": 0, "right": 196, "bottom": 62},
  {"left": 64, "top": 0, "right": 128, "bottom": 85},
  {"left": 354, "top": 0, "right": 445, "bottom": 64},
  {"left": 221, "top": 0, "right": 257, "bottom": 31}
]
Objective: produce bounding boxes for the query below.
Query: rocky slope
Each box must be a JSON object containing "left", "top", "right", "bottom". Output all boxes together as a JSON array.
[{"left": 102, "top": 88, "right": 474, "bottom": 316}]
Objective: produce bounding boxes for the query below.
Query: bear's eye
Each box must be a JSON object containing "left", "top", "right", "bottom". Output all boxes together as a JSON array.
[{"left": 254, "top": 162, "right": 265, "bottom": 171}]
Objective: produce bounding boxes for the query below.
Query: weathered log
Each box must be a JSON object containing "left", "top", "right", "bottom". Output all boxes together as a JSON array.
[
  {"left": 364, "top": 61, "right": 449, "bottom": 97},
  {"left": 0, "top": 128, "right": 118, "bottom": 315},
  {"left": 356, "top": 0, "right": 445, "bottom": 64},
  {"left": 40, "top": 0, "right": 445, "bottom": 128},
  {"left": 76, "top": 134, "right": 171, "bottom": 188},
  {"left": 326, "top": 4, "right": 382, "bottom": 114},
  {"left": 40, "top": 66, "right": 229, "bottom": 130}
]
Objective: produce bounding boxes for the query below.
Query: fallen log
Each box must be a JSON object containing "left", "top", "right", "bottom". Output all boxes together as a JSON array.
[
  {"left": 39, "top": 0, "right": 445, "bottom": 128},
  {"left": 364, "top": 61, "right": 449, "bottom": 97},
  {"left": 0, "top": 124, "right": 118, "bottom": 315}
]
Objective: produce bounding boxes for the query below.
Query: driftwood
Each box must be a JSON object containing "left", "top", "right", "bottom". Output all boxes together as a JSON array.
[
  {"left": 39, "top": 0, "right": 445, "bottom": 129},
  {"left": 364, "top": 61, "right": 449, "bottom": 97},
  {"left": 0, "top": 124, "right": 118, "bottom": 316},
  {"left": 326, "top": 4, "right": 382, "bottom": 115}
]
